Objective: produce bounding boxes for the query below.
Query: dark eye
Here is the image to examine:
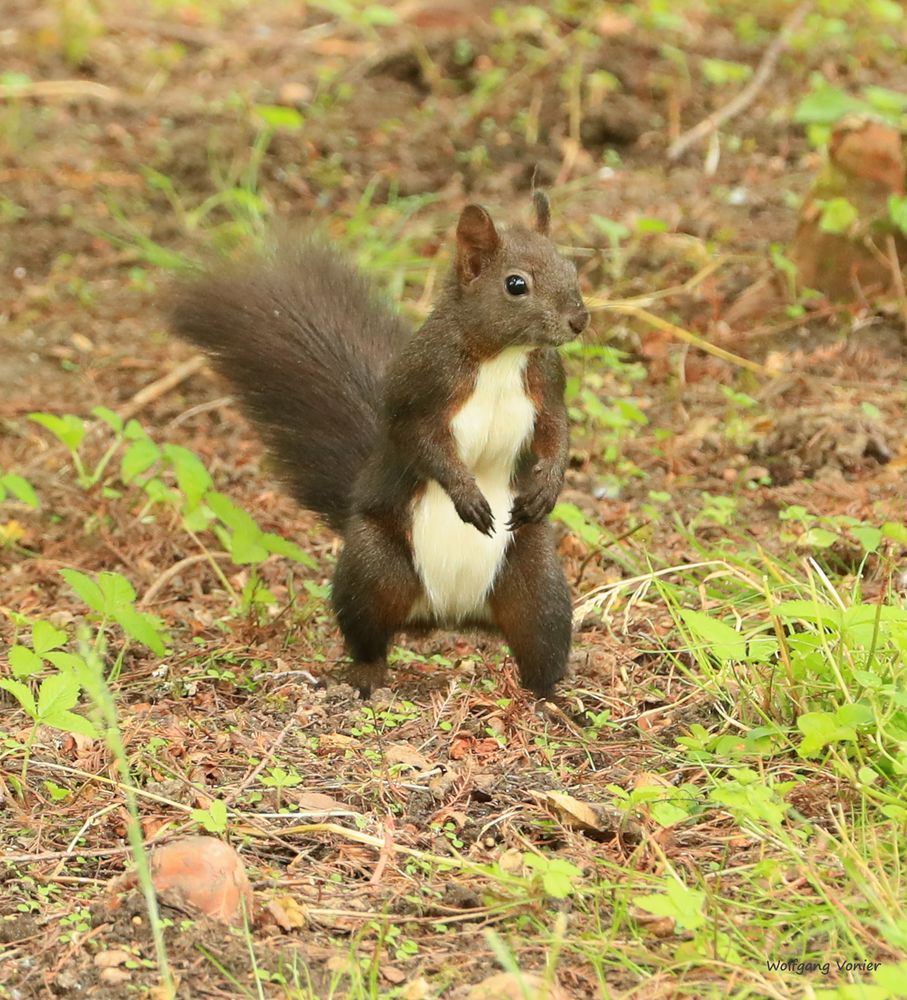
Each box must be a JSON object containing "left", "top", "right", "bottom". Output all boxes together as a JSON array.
[{"left": 505, "top": 274, "right": 529, "bottom": 296}]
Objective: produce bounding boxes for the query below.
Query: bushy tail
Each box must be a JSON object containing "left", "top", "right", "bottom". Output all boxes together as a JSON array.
[{"left": 170, "top": 242, "right": 409, "bottom": 532}]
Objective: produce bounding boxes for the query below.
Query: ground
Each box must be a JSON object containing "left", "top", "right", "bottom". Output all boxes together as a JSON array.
[{"left": 2, "top": 1, "right": 907, "bottom": 998}]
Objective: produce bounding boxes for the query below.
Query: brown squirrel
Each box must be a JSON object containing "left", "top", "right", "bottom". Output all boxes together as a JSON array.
[{"left": 171, "top": 194, "right": 589, "bottom": 696}]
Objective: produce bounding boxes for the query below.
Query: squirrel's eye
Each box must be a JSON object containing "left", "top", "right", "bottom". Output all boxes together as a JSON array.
[{"left": 505, "top": 274, "right": 529, "bottom": 296}]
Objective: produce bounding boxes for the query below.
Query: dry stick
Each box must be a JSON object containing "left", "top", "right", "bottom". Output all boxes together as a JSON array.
[
  {"left": 163, "top": 395, "right": 234, "bottom": 431},
  {"left": 667, "top": 1, "right": 812, "bottom": 163},
  {"left": 0, "top": 80, "right": 122, "bottom": 103},
  {"left": 589, "top": 298, "right": 769, "bottom": 376},
  {"left": 223, "top": 716, "right": 297, "bottom": 806},
  {"left": 138, "top": 551, "right": 233, "bottom": 607},
  {"left": 885, "top": 234, "right": 907, "bottom": 338},
  {"left": 118, "top": 354, "right": 208, "bottom": 421}
]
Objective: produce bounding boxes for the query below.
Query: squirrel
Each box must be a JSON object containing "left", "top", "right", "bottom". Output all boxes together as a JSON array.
[{"left": 170, "top": 193, "right": 589, "bottom": 697}]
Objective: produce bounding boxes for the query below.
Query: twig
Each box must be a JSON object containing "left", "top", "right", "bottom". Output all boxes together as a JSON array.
[
  {"left": 885, "top": 234, "right": 907, "bottom": 339},
  {"left": 0, "top": 80, "right": 123, "bottom": 103},
  {"left": 224, "top": 716, "right": 296, "bottom": 806},
  {"left": 163, "top": 395, "right": 234, "bottom": 431},
  {"left": 588, "top": 298, "right": 769, "bottom": 375},
  {"left": 138, "top": 551, "right": 233, "bottom": 607},
  {"left": 667, "top": 2, "right": 811, "bottom": 163},
  {"left": 118, "top": 354, "right": 208, "bottom": 421}
]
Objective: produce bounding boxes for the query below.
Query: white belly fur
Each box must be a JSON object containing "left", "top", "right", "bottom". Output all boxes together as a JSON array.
[{"left": 410, "top": 347, "right": 536, "bottom": 622}]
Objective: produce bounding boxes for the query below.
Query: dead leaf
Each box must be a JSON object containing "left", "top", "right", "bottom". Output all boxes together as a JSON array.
[
  {"left": 320, "top": 733, "right": 356, "bottom": 750},
  {"left": 384, "top": 743, "right": 433, "bottom": 770},
  {"left": 637, "top": 706, "right": 673, "bottom": 732},
  {"left": 267, "top": 896, "right": 306, "bottom": 931},
  {"left": 293, "top": 791, "right": 357, "bottom": 815},
  {"left": 630, "top": 907, "right": 677, "bottom": 937},
  {"left": 537, "top": 791, "right": 626, "bottom": 836},
  {"left": 381, "top": 966, "right": 407, "bottom": 984}
]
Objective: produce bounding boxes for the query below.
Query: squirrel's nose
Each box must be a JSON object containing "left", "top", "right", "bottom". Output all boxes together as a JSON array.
[{"left": 568, "top": 307, "right": 589, "bottom": 335}]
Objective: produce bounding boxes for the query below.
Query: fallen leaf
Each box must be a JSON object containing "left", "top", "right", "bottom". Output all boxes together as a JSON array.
[
  {"left": 384, "top": 743, "right": 433, "bottom": 770},
  {"left": 267, "top": 896, "right": 306, "bottom": 931},
  {"left": 294, "top": 791, "right": 357, "bottom": 815},
  {"left": 537, "top": 791, "right": 628, "bottom": 837}
]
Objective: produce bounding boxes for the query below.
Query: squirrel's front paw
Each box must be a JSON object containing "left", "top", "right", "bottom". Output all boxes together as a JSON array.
[
  {"left": 508, "top": 465, "right": 562, "bottom": 530},
  {"left": 450, "top": 480, "right": 495, "bottom": 536}
]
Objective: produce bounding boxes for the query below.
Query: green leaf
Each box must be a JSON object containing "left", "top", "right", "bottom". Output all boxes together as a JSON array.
[
  {"left": 205, "top": 491, "right": 257, "bottom": 532},
  {"left": 228, "top": 526, "right": 269, "bottom": 565},
  {"left": 121, "top": 439, "right": 161, "bottom": 483},
  {"left": 60, "top": 569, "right": 105, "bottom": 613},
  {"left": 835, "top": 702, "right": 874, "bottom": 727},
  {"left": 550, "top": 503, "right": 604, "bottom": 546},
  {"left": 28, "top": 413, "right": 86, "bottom": 452},
  {"left": 679, "top": 609, "right": 747, "bottom": 663},
  {"left": 793, "top": 85, "right": 866, "bottom": 125},
  {"left": 44, "top": 780, "right": 71, "bottom": 800},
  {"left": 37, "top": 671, "right": 80, "bottom": 720},
  {"left": 9, "top": 645, "right": 43, "bottom": 678},
  {"left": 124, "top": 419, "right": 150, "bottom": 441},
  {"left": 45, "top": 651, "right": 88, "bottom": 673},
  {"left": 850, "top": 525, "right": 882, "bottom": 553},
  {"left": 0, "top": 678, "right": 37, "bottom": 717},
  {"left": 799, "top": 526, "right": 840, "bottom": 549},
  {"left": 710, "top": 775, "right": 788, "bottom": 827},
  {"left": 0, "top": 473, "right": 39, "bottom": 508},
  {"left": 162, "top": 444, "right": 213, "bottom": 508},
  {"left": 882, "top": 521, "right": 907, "bottom": 544},
  {"left": 0, "top": 72, "right": 31, "bottom": 91},
  {"left": 260, "top": 533, "right": 318, "bottom": 568},
  {"left": 818, "top": 197, "right": 858, "bottom": 235},
  {"left": 91, "top": 406, "right": 124, "bottom": 434},
  {"left": 44, "top": 709, "right": 97, "bottom": 738},
  {"left": 590, "top": 215, "right": 630, "bottom": 245},
  {"left": 635, "top": 217, "right": 669, "bottom": 234},
  {"left": 253, "top": 104, "right": 304, "bottom": 130},
  {"left": 363, "top": 4, "right": 399, "bottom": 26},
  {"left": 863, "top": 85, "right": 907, "bottom": 115},
  {"left": 97, "top": 572, "right": 137, "bottom": 612},
  {"left": 191, "top": 798, "right": 228, "bottom": 834},
  {"left": 773, "top": 600, "right": 841, "bottom": 627},
  {"left": 889, "top": 195, "right": 907, "bottom": 238},
  {"left": 701, "top": 58, "right": 752, "bottom": 86},
  {"left": 797, "top": 710, "right": 858, "bottom": 757},
  {"left": 32, "top": 620, "right": 67, "bottom": 655},
  {"left": 113, "top": 607, "right": 167, "bottom": 656},
  {"left": 633, "top": 878, "right": 706, "bottom": 931}
]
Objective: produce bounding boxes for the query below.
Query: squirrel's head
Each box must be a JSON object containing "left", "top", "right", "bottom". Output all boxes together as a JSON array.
[{"left": 452, "top": 194, "right": 588, "bottom": 352}]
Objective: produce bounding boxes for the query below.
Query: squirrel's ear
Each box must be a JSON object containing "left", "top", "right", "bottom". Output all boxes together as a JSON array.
[
  {"left": 456, "top": 204, "right": 500, "bottom": 284},
  {"left": 532, "top": 190, "right": 551, "bottom": 236}
]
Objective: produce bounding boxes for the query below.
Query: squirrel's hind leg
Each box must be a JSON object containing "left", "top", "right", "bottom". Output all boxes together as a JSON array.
[
  {"left": 488, "top": 524, "right": 572, "bottom": 697},
  {"left": 332, "top": 516, "right": 422, "bottom": 697}
]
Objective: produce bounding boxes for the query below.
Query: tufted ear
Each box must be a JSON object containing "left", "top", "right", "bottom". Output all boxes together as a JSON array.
[
  {"left": 532, "top": 189, "right": 550, "bottom": 236},
  {"left": 456, "top": 204, "right": 500, "bottom": 284}
]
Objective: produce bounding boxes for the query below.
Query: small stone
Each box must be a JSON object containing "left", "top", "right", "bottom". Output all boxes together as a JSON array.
[{"left": 94, "top": 949, "right": 131, "bottom": 969}]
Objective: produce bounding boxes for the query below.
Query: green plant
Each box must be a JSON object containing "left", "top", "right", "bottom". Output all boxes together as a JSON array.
[{"left": 191, "top": 799, "right": 229, "bottom": 834}]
